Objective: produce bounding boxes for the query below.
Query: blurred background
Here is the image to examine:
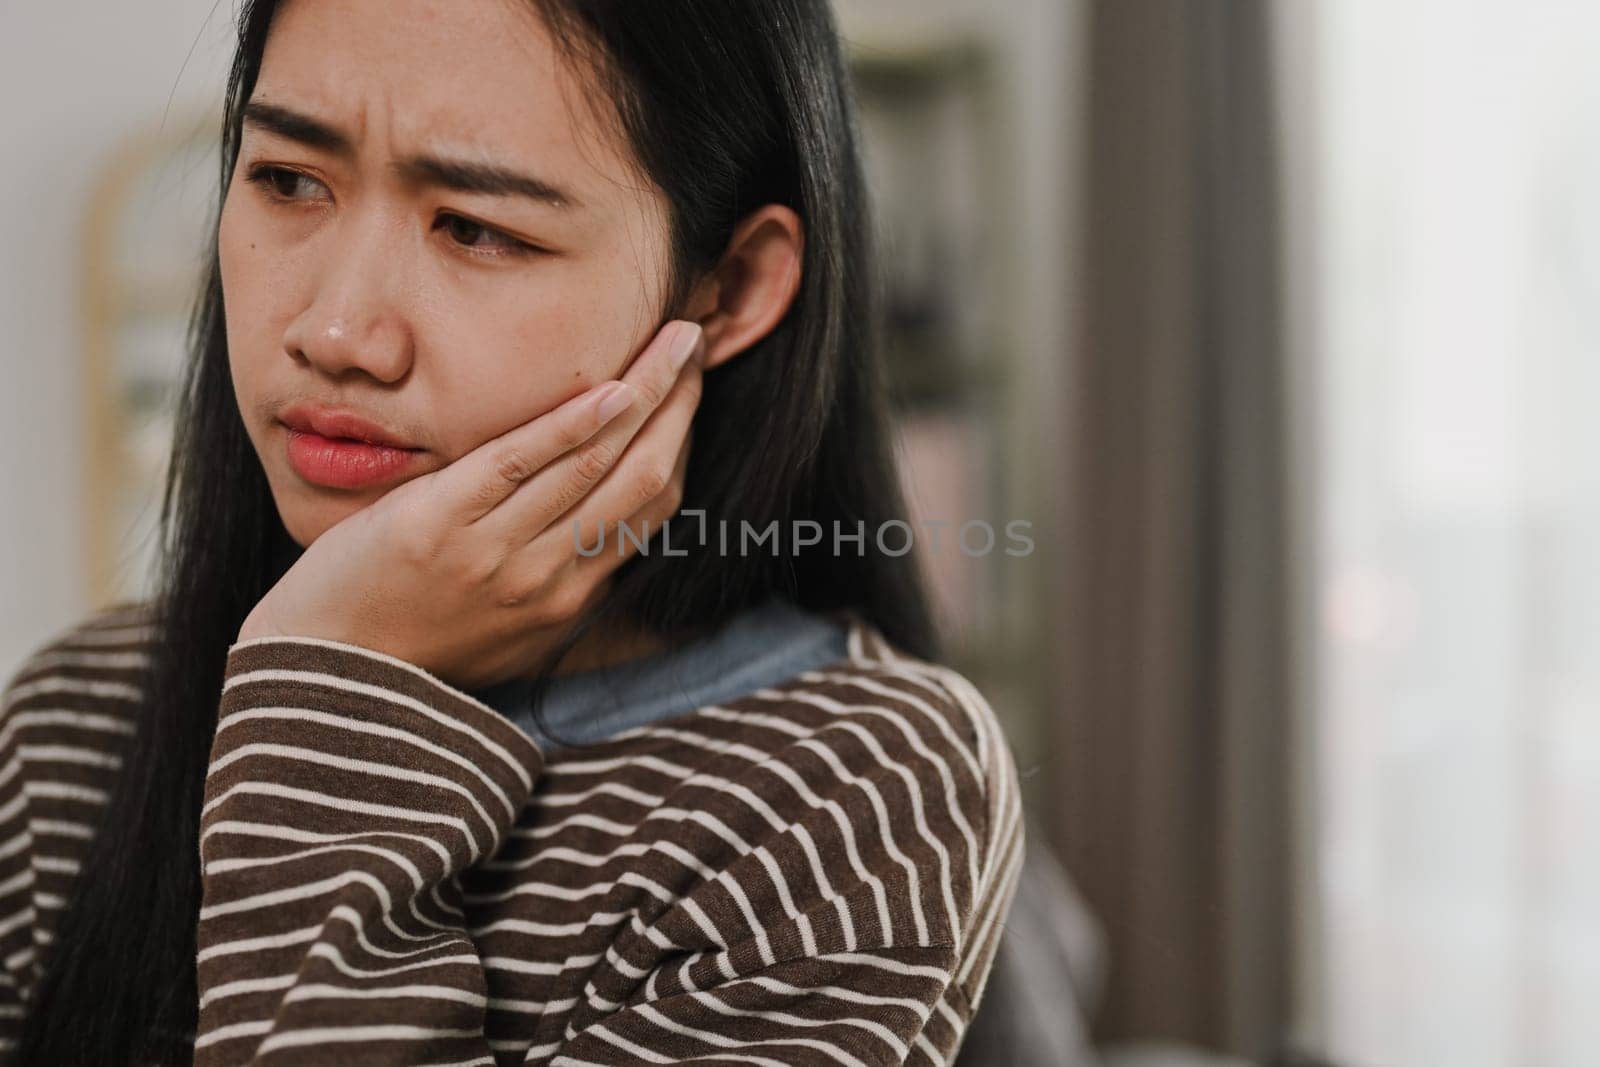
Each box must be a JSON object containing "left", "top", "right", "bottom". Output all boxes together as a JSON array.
[{"left": 3, "top": 2, "right": 1597, "bottom": 1065}]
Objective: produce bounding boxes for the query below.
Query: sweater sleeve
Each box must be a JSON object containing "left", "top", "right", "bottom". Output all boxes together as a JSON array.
[
  {"left": 194, "top": 635, "right": 544, "bottom": 1066},
  {"left": 545, "top": 945, "right": 971, "bottom": 1065}
]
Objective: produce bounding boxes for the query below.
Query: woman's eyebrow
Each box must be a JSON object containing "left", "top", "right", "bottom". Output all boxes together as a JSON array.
[{"left": 240, "top": 99, "right": 584, "bottom": 211}]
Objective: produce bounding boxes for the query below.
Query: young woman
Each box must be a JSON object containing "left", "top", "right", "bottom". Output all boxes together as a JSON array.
[{"left": 0, "top": 0, "right": 1024, "bottom": 1063}]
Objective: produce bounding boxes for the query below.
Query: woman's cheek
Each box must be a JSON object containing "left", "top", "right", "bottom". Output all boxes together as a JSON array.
[
  {"left": 219, "top": 208, "right": 284, "bottom": 348},
  {"left": 422, "top": 310, "right": 616, "bottom": 462}
]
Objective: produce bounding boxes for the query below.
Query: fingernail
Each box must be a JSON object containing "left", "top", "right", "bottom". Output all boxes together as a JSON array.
[
  {"left": 668, "top": 321, "right": 702, "bottom": 371},
  {"left": 595, "top": 382, "right": 634, "bottom": 422}
]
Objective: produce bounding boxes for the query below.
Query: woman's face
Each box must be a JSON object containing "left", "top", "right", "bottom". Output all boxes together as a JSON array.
[{"left": 219, "top": 0, "right": 676, "bottom": 547}]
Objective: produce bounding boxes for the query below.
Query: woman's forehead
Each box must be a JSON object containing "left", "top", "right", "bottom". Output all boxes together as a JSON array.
[{"left": 254, "top": 0, "right": 639, "bottom": 207}]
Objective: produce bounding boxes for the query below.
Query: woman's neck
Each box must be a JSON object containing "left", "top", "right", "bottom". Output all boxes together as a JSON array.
[{"left": 546, "top": 603, "right": 716, "bottom": 678}]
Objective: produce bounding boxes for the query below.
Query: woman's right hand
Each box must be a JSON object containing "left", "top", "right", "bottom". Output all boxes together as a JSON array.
[{"left": 238, "top": 318, "right": 708, "bottom": 691}]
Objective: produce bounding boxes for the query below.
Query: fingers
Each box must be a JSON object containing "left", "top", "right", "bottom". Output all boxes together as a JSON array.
[
  {"left": 492, "top": 327, "right": 707, "bottom": 556},
  {"left": 619, "top": 319, "right": 704, "bottom": 414},
  {"left": 438, "top": 319, "right": 700, "bottom": 524},
  {"left": 527, "top": 400, "right": 695, "bottom": 598},
  {"left": 475, "top": 320, "right": 705, "bottom": 540},
  {"left": 545, "top": 371, "right": 697, "bottom": 566}
]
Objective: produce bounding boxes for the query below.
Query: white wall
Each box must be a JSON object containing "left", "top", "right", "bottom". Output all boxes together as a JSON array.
[{"left": 0, "top": 2, "right": 237, "bottom": 681}]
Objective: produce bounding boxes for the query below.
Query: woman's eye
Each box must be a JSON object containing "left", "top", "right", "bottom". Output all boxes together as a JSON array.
[
  {"left": 242, "top": 165, "right": 537, "bottom": 260},
  {"left": 436, "top": 214, "right": 538, "bottom": 259},
  {"left": 245, "top": 165, "right": 327, "bottom": 203}
]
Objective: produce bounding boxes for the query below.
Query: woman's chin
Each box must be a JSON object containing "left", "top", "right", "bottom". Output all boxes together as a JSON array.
[
  {"left": 276, "top": 495, "right": 363, "bottom": 548},
  {"left": 265, "top": 457, "right": 400, "bottom": 546}
]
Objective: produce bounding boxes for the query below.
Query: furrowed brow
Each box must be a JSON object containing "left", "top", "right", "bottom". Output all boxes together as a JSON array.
[
  {"left": 392, "top": 155, "right": 581, "bottom": 211},
  {"left": 241, "top": 100, "right": 583, "bottom": 211},
  {"left": 241, "top": 101, "right": 352, "bottom": 155}
]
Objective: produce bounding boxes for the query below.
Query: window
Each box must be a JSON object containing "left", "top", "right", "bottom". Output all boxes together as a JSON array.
[{"left": 1282, "top": 3, "right": 1600, "bottom": 1064}]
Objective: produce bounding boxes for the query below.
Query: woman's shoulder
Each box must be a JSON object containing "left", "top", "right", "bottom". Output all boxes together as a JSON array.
[
  {"left": 2, "top": 597, "right": 157, "bottom": 728},
  {"left": 799, "top": 613, "right": 1027, "bottom": 1000},
  {"left": 584, "top": 608, "right": 1022, "bottom": 865},
  {"left": 798, "top": 610, "right": 1018, "bottom": 794},
  {"left": 0, "top": 600, "right": 155, "bottom": 987},
  {"left": 546, "top": 610, "right": 1026, "bottom": 965}
]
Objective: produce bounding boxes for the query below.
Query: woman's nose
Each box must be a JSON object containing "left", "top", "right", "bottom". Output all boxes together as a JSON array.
[{"left": 281, "top": 210, "right": 415, "bottom": 382}]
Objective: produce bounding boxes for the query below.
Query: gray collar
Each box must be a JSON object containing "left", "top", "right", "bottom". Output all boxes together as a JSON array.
[{"left": 468, "top": 596, "right": 851, "bottom": 750}]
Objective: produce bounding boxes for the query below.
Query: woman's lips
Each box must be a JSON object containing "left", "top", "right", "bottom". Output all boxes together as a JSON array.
[{"left": 283, "top": 426, "right": 424, "bottom": 490}]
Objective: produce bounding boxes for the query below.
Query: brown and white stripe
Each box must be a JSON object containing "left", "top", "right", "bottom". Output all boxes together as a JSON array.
[{"left": 0, "top": 602, "right": 1024, "bottom": 1065}]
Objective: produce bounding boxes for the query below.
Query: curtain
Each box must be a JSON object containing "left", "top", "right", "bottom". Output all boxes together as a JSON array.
[{"left": 1049, "top": 0, "right": 1293, "bottom": 1059}]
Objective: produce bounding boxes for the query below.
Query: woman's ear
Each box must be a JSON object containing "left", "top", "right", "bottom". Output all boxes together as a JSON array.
[{"left": 681, "top": 204, "right": 804, "bottom": 371}]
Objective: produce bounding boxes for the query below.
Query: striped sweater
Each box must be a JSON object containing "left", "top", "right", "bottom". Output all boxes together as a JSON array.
[{"left": 0, "top": 600, "right": 1024, "bottom": 1065}]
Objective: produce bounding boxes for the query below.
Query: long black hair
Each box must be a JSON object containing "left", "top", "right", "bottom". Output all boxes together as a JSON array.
[{"left": 16, "top": 1, "right": 938, "bottom": 1061}]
